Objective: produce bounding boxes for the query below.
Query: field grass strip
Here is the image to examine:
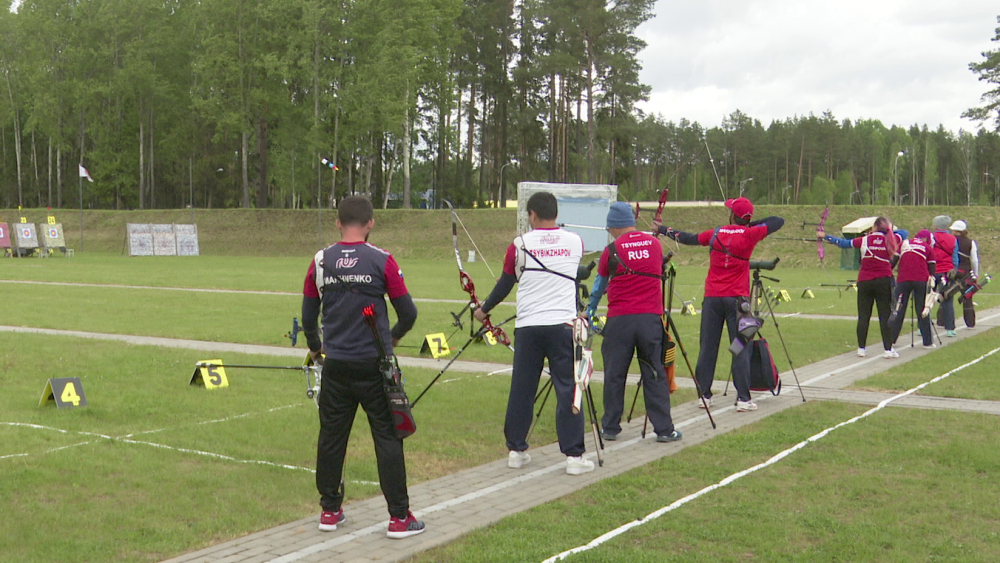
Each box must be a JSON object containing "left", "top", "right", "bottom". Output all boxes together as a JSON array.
[
  {"left": 123, "top": 403, "right": 306, "bottom": 438},
  {"left": 0, "top": 279, "right": 495, "bottom": 305},
  {"left": 539, "top": 345, "right": 1000, "bottom": 563}
]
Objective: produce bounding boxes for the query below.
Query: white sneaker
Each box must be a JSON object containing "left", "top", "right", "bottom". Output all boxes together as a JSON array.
[
  {"left": 883, "top": 349, "right": 899, "bottom": 359},
  {"left": 922, "top": 343, "right": 936, "bottom": 349},
  {"left": 736, "top": 400, "right": 758, "bottom": 412},
  {"left": 508, "top": 450, "right": 531, "bottom": 469},
  {"left": 566, "top": 455, "right": 595, "bottom": 475},
  {"left": 857, "top": 348, "right": 867, "bottom": 357},
  {"left": 698, "top": 397, "right": 713, "bottom": 409}
]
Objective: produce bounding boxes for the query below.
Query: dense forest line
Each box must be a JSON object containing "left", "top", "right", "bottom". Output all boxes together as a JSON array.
[{"left": 2, "top": 1, "right": 999, "bottom": 211}]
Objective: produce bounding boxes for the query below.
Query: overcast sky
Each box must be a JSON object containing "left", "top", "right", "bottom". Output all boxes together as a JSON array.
[{"left": 635, "top": 1, "right": 999, "bottom": 133}]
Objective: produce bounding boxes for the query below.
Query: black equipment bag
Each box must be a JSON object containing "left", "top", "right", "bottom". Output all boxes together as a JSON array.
[
  {"left": 749, "top": 338, "right": 781, "bottom": 395},
  {"left": 385, "top": 381, "right": 416, "bottom": 439}
]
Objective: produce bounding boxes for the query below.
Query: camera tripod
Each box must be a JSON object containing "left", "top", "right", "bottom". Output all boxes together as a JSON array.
[{"left": 723, "top": 263, "right": 806, "bottom": 402}]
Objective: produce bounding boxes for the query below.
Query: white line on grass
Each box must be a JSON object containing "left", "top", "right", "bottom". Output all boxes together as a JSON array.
[
  {"left": 124, "top": 403, "right": 305, "bottom": 438},
  {"left": 0, "top": 441, "right": 94, "bottom": 460},
  {"left": 539, "top": 345, "right": 1000, "bottom": 563},
  {"left": 0, "top": 423, "right": 381, "bottom": 486}
]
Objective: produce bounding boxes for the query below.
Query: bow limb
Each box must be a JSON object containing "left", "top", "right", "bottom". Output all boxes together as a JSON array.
[
  {"left": 444, "top": 200, "right": 511, "bottom": 347},
  {"left": 653, "top": 187, "right": 670, "bottom": 224},
  {"left": 816, "top": 206, "right": 829, "bottom": 264}
]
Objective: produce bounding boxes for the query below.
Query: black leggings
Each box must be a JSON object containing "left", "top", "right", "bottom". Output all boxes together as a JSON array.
[{"left": 857, "top": 276, "right": 894, "bottom": 351}]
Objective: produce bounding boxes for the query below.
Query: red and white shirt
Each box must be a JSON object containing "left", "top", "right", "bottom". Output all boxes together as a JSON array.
[
  {"left": 501, "top": 227, "right": 583, "bottom": 327},
  {"left": 851, "top": 231, "right": 901, "bottom": 281},
  {"left": 896, "top": 236, "right": 934, "bottom": 283}
]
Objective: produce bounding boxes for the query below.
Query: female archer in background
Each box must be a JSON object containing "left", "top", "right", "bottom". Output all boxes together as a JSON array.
[
  {"left": 888, "top": 229, "right": 936, "bottom": 349},
  {"left": 950, "top": 220, "right": 981, "bottom": 328},
  {"left": 820, "top": 217, "right": 906, "bottom": 359}
]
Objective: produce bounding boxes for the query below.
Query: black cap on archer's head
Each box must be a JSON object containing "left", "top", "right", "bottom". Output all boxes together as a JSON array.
[{"left": 724, "top": 197, "right": 754, "bottom": 220}]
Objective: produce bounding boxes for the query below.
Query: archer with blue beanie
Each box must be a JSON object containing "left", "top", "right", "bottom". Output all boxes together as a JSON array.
[{"left": 586, "top": 201, "right": 680, "bottom": 443}]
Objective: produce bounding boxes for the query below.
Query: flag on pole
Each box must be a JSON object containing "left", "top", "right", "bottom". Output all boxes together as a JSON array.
[{"left": 79, "top": 164, "right": 94, "bottom": 182}]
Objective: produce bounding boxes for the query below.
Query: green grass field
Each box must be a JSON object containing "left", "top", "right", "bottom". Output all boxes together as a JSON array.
[{"left": 2, "top": 206, "right": 999, "bottom": 563}]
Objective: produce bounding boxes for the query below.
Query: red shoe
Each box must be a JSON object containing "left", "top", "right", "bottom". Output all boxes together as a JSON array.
[
  {"left": 387, "top": 511, "right": 425, "bottom": 539},
  {"left": 318, "top": 509, "right": 345, "bottom": 531}
]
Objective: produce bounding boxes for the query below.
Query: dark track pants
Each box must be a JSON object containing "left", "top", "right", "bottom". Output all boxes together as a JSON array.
[
  {"left": 600, "top": 314, "right": 674, "bottom": 437},
  {"left": 695, "top": 296, "right": 752, "bottom": 402},
  {"left": 934, "top": 273, "right": 957, "bottom": 330},
  {"left": 506, "top": 324, "right": 585, "bottom": 457},
  {"left": 857, "top": 276, "right": 893, "bottom": 351},
  {"left": 889, "top": 280, "right": 933, "bottom": 346},
  {"left": 317, "top": 358, "right": 409, "bottom": 519}
]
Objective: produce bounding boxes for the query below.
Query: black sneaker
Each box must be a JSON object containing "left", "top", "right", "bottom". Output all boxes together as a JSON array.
[
  {"left": 387, "top": 511, "right": 425, "bottom": 539},
  {"left": 600, "top": 431, "right": 618, "bottom": 441},
  {"left": 656, "top": 430, "right": 682, "bottom": 443}
]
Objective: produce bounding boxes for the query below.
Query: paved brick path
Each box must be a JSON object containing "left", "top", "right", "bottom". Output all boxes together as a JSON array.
[{"left": 7, "top": 310, "right": 999, "bottom": 563}]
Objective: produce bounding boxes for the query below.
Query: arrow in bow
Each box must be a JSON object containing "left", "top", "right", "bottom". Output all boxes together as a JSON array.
[{"left": 443, "top": 200, "right": 511, "bottom": 347}]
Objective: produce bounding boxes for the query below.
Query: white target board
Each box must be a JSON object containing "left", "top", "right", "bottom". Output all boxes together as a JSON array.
[
  {"left": 42, "top": 223, "right": 66, "bottom": 250},
  {"left": 127, "top": 223, "right": 154, "bottom": 256},
  {"left": 175, "top": 224, "right": 200, "bottom": 256},
  {"left": 152, "top": 224, "right": 177, "bottom": 256},
  {"left": 14, "top": 223, "right": 39, "bottom": 251},
  {"left": 517, "top": 182, "right": 617, "bottom": 253}
]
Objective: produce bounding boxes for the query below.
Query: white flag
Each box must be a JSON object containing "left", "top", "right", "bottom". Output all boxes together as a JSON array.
[{"left": 79, "top": 164, "right": 94, "bottom": 182}]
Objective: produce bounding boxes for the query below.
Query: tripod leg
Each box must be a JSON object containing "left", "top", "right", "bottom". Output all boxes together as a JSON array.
[
  {"left": 527, "top": 379, "right": 554, "bottom": 441},
  {"left": 584, "top": 385, "right": 604, "bottom": 466},
  {"left": 626, "top": 379, "right": 642, "bottom": 423},
  {"left": 667, "top": 315, "right": 716, "bottom": 429},
  {"left": 757, "top": 283, "right": 806, "bottom": 402}
]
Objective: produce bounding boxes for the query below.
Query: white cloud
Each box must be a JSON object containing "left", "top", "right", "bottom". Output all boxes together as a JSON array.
[{"left": 635, "top": 0, "right": 999, "bottom": 132}]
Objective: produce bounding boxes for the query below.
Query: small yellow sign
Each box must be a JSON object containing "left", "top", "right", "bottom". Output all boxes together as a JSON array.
[
  {"left": 20, "top": 217, "right": 27, "bottom": 223},
  {"left": 190, "top": 360, "right": 230, "bottom": 390},
  {"left": 47, "top": 216, "right": 57, "bottom": 225},
  {"left": 482, "top": 330, "right": 498, "bottom": 346},
  {"left": 419, "top": 333, "right": 451, "bottom": 358},
  {"left": 777, "top": 289, "right": 792, "bottom": 302},
  {"left": 39, "top": 377, "right": 88, "bottom": 409},
  {"left": 801, "top": 288, "right": 815, "bottom": 299}
]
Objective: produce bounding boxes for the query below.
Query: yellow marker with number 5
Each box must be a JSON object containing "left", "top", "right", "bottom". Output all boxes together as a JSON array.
[{"left": 190, "top": 360, "right": 230, "bottom": 389}]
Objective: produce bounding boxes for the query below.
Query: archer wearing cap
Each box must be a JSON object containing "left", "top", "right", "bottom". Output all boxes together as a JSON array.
[
  {"left": 653, "top": 197, "right": 784, "bottom": 413},
  {"left": 950, "top": 219, "right": 980, "bottom": 328},
  {"left": 583, "top": 201, "right": 681, "bottom": 444}
]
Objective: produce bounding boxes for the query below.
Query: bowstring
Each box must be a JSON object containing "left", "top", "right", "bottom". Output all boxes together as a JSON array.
[{"left": 454, "top": 212, "right": 497, "bottom": 279}]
